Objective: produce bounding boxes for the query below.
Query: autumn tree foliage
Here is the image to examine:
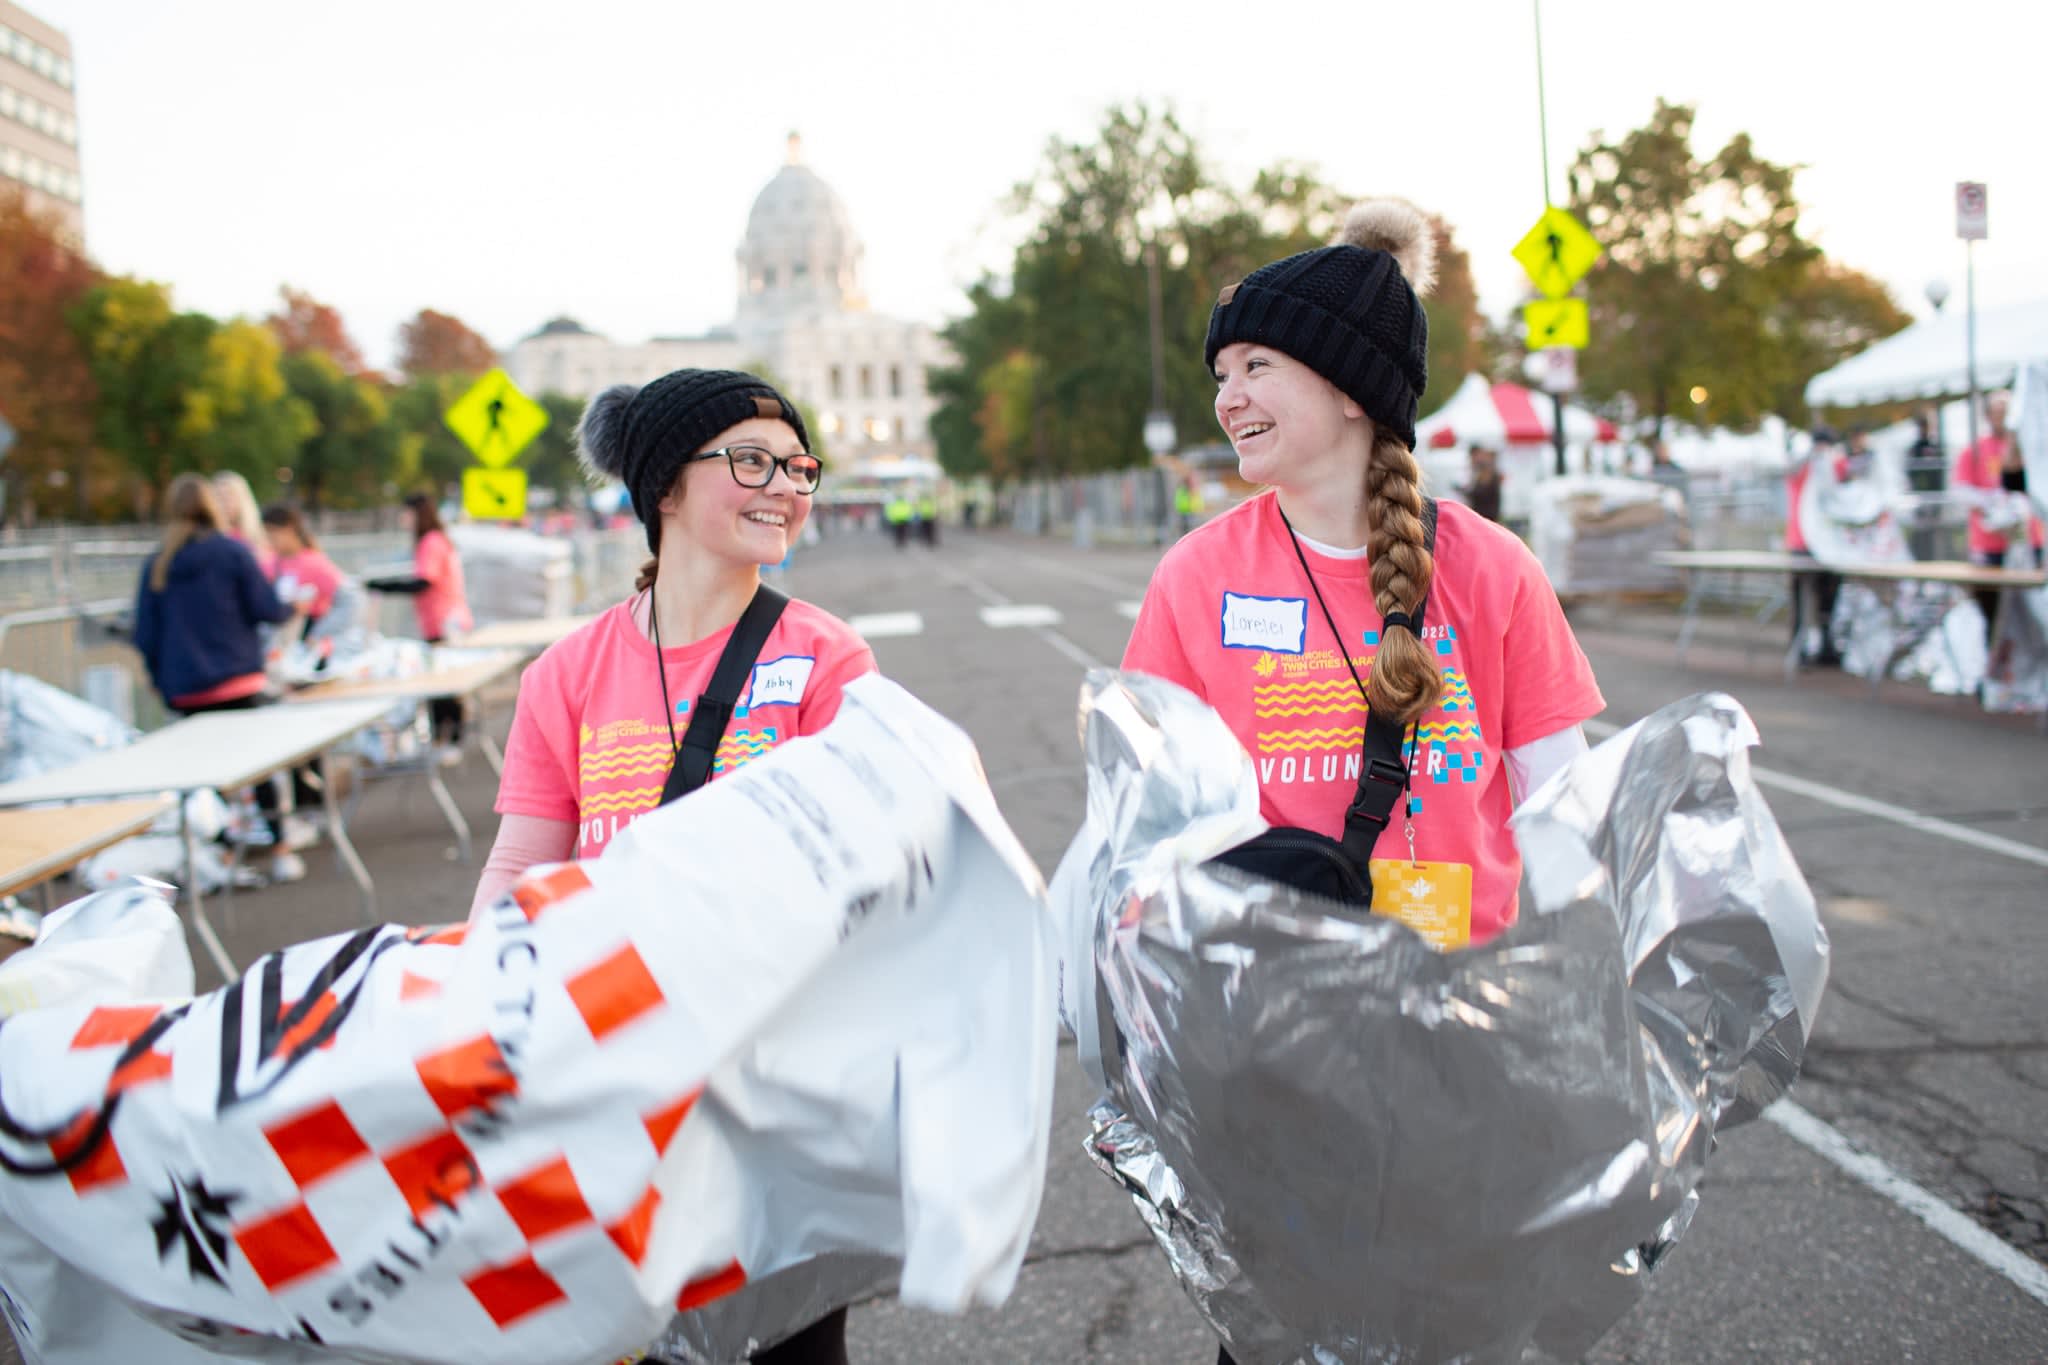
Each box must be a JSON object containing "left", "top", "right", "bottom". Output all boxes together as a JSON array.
[
  {"left": 396, "top": 309, "right": 497, "bottom": 380},
  {"left": 266, "top": 285, "right": 367, "bottom": 376},
  {"left": 0, "top": 185, "right": 105, "bottom": 521}
]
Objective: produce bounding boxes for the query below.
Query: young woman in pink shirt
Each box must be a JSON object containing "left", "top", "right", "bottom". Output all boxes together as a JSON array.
[
  {"left": 474, "top": 369, "right": 875, "bottom": 1364},
  {"left": 1124, "top": 201, "right": 1605, "bottom": 975}
]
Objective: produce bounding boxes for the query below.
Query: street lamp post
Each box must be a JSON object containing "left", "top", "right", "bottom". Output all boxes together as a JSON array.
[{"left": 1143, "top": 239, "right": 1178, "bottom": 541}]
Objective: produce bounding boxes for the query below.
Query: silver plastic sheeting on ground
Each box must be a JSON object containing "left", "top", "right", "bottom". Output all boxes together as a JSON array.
[{"left": 1060, "top": 673, "right": 1829, "bottom": 1365}]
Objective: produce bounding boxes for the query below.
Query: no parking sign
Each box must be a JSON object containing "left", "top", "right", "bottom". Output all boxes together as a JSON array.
[{"left": 1956, "top": 182, "right": 1989, "bottom": 241}]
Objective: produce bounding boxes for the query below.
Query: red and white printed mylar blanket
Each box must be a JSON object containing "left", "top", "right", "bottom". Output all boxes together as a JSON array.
[{"left": 0, "top": 677, "right": 1053, "bottom": 1363}]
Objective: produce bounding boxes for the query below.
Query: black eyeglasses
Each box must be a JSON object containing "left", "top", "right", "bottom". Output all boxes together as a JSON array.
[{"left": 685, "top": 445, "right": 823, "bottom": 494}]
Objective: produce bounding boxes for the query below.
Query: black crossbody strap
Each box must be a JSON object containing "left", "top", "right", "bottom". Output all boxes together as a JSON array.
[
  {"left": 659, "top": 585, "right": 790, "bottom": 805},
  {"left": 1336, "top": 499, "right": 1439, "bottom": 861}
]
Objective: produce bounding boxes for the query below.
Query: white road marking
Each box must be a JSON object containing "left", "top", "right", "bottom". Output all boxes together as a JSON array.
[
  {"left": 1118, "top": 601, "right": 1143, "bottom": 620},
  {"left": 1583, "top": 718, "right": 2048, "bottom": 870},
  {"left": 1766, "top": 1100, "right": 2048, "bottom": 1307},
  {"left": 981, "top": 604, "right": 1064, "bottom": 629},
  {"left": 849, "top": 612, "right": 923, "bottom": 640}
]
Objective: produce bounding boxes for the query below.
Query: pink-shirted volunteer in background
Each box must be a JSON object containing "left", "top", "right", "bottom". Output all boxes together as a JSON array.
[
  {"left": 1122, "top": 201, "right": 1605, "bottom": 1000},
  {"left": 472, "top": 369, "right": 875, "bottom": 1365}
]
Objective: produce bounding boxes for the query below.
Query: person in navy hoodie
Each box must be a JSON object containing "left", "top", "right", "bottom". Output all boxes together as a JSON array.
[{"left": 132, "top": 472, "right": 308, "bottom": 883}]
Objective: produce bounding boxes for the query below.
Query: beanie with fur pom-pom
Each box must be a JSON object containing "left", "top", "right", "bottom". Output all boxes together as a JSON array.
[
  {"left": 573, "top": 370, "right": 809, "bottom": 552},
  {"left": 1204, "top": 197, "right": 1437, "bottom": 448}
]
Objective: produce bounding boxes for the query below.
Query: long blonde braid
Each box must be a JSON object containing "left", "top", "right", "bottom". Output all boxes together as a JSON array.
[{"left": 1363, "top": 429, "right": 1440, "bottom": 725}]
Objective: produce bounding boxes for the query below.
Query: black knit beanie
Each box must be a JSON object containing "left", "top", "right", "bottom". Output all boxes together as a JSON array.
[
  {"left": 1204, "top": 200, "right": 1437, "bottom": 450},
  {"left": 575, "top": 369, "right": 810, "bottom": 552}
]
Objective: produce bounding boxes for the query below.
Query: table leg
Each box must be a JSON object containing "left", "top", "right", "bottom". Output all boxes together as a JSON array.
[
  {"left": 180, "top": 791, "right": 237, "bottom": 981},
  {"left": 320, "top": 750, "right": 378, "bottom": 923},
  {"left": 1675, "top": 575, "right": 1703, "bottom": 667},
  {"left": 425, "top": 762, "right": 473, "bottom": 864}
]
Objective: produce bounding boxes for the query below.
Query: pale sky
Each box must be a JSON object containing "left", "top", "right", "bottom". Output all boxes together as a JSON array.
[{"left": 28, "top": 0, "right": 2044, "bottom": 382}]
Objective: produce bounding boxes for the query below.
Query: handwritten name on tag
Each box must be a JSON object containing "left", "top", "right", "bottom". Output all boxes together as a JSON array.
[
  {"left": 1219, "top": 593, "right": 1307, "bottom": 654},
  {"left": 748, "top": 655, "right": 816, "bottom": 708}
]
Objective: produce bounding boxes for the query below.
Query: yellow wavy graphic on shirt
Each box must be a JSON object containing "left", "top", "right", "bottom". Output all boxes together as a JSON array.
[
  {"left": 1439, "top": 669, "right": 1474, "bottom": 710},
  {"left": 579, "top": 787, "right": 664, "bottom": 814},
  {"left": 580, "top": 756, "right": 674, "bottom": 781},
  {"left": 711, "top": 730, "right": 780, "bottom": 775},
  {"left": 580, "top": 740, "right": 672, "bottom": 775},
  {"left": 1251, "top": 679, "right": 1364, "bottom": 720},
  {"left": 1256, "top": 727, "right": 1367, "bottom": 753},
  {"left": 1415, "top": 719, "right": 1484, "bottom": 745}
]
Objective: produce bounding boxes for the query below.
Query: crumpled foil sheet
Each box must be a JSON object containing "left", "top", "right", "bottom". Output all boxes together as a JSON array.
[
  {"left": 1060, "top": 673, "right": 1830, "bottom": 1364},
  {"left": 646, "top": 1254, "right": 897, "bottom": 1363}
]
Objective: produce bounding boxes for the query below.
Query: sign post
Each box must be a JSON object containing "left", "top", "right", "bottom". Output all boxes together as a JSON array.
[
  {"left": 444, "top": 368, "right": 549, "bottom": 521},
  {"left": 1956, "top": 182, "right": 1988, "bottom": 459}
]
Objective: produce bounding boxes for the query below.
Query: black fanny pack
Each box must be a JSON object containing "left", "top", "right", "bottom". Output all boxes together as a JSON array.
[{"left": 1206, "top": 500, "right": 1438, "bottom": 908}]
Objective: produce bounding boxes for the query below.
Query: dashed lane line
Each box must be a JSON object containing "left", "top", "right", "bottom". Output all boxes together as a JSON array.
[
  {"left": 1583, "top": 718, "right": 2048, "bottom": 870},
  {"left": 848, "top": 611, "right": 924, "bottom": 640},
  {"left": 981, "top": 604, "right": 1064, "bottom": 629},
  {"left": 1766, "top": 1100, "right": 2048, "bottom": 1307}
]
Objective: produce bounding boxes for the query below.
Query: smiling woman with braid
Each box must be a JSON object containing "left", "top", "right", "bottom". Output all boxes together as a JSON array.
[{"left": 1122, "top": 201, "right": 1604, "bottom": 983}]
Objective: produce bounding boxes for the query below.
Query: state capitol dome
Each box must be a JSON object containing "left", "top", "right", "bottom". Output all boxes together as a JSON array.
[{"left": 736, "top": 133, "right": 867, "bottom": 327}]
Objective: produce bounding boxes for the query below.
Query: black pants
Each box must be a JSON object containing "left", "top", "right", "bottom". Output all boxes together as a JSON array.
[
  {"left": 423, "top": 636, "right": 464, "bottom": 743},
  {"left": 1788, "top": 557, "right": 1842, "bottom": 664},
  {"left": 749, "top": 1307, "right": 847, "bottom": 1365}
]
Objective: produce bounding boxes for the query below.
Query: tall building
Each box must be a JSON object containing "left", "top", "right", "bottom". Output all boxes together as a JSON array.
[
  {"left": 0, "top": 1, "right": 82, "bottom": 241},
  {"left": 506, "top": 136, "right": 948, "bottom": 472}
]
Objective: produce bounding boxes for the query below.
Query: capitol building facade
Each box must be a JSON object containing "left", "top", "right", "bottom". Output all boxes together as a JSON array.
[{"left": 504, "top": 137, "right": 948, "bottom": 472}]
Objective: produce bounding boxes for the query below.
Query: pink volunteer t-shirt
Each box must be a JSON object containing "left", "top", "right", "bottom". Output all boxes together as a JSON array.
[
  {"left": 1123, "top": 493, "right": 1604, "bottom": 943},
  {"left": 495, "top": 596, "right": 878, "bottom": 858},
  {"left": 269, "top": 549, "right": 346, "bottom": 619},
  {"left": 414, "top": 528, "right": 472, "bottom": 640}
]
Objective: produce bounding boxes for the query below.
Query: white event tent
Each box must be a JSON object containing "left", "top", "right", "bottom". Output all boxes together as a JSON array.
[{"left": 1805, "top": 298, "right": 2048, "bottom": 408}]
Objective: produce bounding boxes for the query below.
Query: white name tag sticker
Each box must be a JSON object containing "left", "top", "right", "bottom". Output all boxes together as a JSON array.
[
  {"left": 1219, "top": 593, "right": 1308, "bottom": 654},
  {"left": 747, "top": 655, "right": 816, "bottom": 708}
]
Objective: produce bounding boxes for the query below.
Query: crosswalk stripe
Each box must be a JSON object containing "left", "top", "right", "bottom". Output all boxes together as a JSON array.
[{"left": 849, "top": 612, "right": 924, "bottom": 640}]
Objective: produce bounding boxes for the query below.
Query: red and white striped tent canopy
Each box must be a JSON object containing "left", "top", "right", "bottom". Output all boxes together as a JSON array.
[{"left": 1416, "top": 373, "right": 1619, "bottom": 449}]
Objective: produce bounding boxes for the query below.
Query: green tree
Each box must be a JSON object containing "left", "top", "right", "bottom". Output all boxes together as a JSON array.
[
  {"left": 71, "top": 278, "right": 214, "bottom": 500},
  {"left": 1784, "top": 261, "right": 1913, "bottom": 422},
  {"left": 281, "top": 349, "right": 390, "bottom": 510},
  {"left": 386, "top": 373, "right": 473, "bottom": 498},
  {"left": 524, "top": 392, "right": 588, "bottom": 509},
  {"left": 179, "top": 318, "right": 314, "bottom": 489},
  {"left": 931, "top": 103, "right": 1483, "bottom": 481},
  {"left": 1567, "top": 99, "right": 1828, "bottom": 432}
]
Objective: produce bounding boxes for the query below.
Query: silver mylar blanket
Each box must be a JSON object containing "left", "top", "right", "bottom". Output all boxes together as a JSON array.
[{"left": 1055, "top": 672, "right": 1830, "bottom": 1365}]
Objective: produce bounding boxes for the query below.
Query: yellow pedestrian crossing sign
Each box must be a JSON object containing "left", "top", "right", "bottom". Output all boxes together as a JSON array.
[
  {"left": 1523, "top": 297, "right": 1590, "bottom": 350},
  {"left": 444, "top": 369, "right": 548, "bottom": 469},
  {"left": 1512, "top": 206, "right": 1602, "bottom": 299},
  {"left": 462, "top": 466, "right": 528, "bottom": 520}
]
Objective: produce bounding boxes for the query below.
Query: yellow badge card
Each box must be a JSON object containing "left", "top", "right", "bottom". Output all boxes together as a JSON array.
[{"left": 1368, "top": 860, "right": 1474, "bottom": 951}]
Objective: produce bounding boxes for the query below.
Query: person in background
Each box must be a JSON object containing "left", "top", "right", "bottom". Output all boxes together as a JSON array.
[
  {"left": 212, "top": 470, "right": 274, "bottom": 576},
  {"left": 1954, "top": 390, "right": 2045, "bottom": 636},
  {"left": 132, "top": 473, "right": 307, "bottom": 884},
  {"left": 1459, "top": 443, "right": 1502, "bottom": 523},
  {"left": 1785, "top": 429, "right": 1843, "bottom": 668},
  {"left": 1904, "top": 407, "right": 1947, "bottom": 559},
  {"left": 260, "top": 503, "right": 346, "bottom": 633},
  {"left": 1646, "top": 439, "right": 1689, "bottom": 500},
  {"left": 369, "top": 494, "right": 474, "bottom": 757}
]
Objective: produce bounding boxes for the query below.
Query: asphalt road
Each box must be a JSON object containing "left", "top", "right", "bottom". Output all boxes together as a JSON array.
[{"left": 9, "top": 523, "right": 2045, "bottom": 1363}]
